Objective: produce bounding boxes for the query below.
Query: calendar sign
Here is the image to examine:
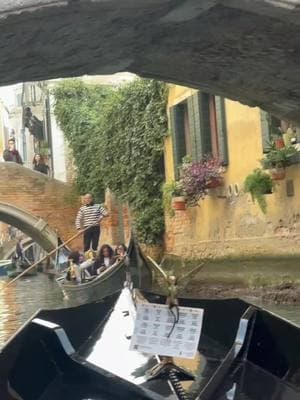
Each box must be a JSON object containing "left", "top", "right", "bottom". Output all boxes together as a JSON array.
[{"left": 129, "top": 303, "right": 204, "bottom": 359}]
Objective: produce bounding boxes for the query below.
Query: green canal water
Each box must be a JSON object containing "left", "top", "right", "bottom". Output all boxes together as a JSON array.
[{"left": 0, "top": 269, "right": 299, "bottom": 349}]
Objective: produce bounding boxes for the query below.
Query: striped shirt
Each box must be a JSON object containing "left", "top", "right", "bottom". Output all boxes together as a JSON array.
[{"left": 75, "top": 204, "right": 108, "bottom": 229}]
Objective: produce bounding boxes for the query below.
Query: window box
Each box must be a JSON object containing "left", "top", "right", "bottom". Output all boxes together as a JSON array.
[{"left": 206, "top": 177, "right": 224, "bottom": 189}]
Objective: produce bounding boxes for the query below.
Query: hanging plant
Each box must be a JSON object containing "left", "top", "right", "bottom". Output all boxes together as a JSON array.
[{"left": 244, "top": 169, "right": 274, "bottom": 213}]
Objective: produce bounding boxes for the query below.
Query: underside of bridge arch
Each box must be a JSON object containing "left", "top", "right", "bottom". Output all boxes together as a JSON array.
[
  {"left": 1, "top": 1, "right": 300, "bottom": 122},
  {"left": 0, "top": 203, "right": 57, "bottom": 253}
]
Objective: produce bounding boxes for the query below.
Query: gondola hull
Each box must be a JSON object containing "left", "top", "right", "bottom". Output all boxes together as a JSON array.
[
  {"left": 56, "top": 238, "right": 153, "bottom": 305},
  {"left": 1, "top": 289, "right": 299, "bottom": 400}
]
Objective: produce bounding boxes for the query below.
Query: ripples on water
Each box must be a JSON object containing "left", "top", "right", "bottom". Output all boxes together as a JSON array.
[
  {"left": 0, "top": 274, "right": 300, "bottom": 349},
  {"left": 0, "top": 274, "right": 68, "bottom": 348}
]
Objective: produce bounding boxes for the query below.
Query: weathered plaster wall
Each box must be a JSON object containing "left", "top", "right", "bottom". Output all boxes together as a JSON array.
[
  {"left": 1, "top": 1, "right": 300, "bottom": 122},
  {"left": 165, "top": 85, "right": 300, "bottom": 259}
]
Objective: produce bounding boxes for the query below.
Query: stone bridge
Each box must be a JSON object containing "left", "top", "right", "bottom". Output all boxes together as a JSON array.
[
  {"left": 0, "top": 162, "right": 79, "bottom": 252},
  {"left": 1, "top": 1, "right": 300, "bottom": 122}
]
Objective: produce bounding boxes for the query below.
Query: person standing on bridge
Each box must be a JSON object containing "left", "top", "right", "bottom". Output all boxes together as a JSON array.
[
  {"left": 75, "top": 193, "right": 108, "bottom": 252},
  {"left": 3, "top": 137, "right": 23, "bottom": 164},
  {"left": 33, "top": 154, "right": 49, "bottom": 175}
]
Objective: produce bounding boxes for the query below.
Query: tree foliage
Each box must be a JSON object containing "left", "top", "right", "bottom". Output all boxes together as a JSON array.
[{"left": 53, "top": 78, "right": 167, "bottom": 244}]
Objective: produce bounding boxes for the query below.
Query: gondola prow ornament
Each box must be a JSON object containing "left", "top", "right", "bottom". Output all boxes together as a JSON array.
[{"left": 135, "top": 272, "right": 195, "bottom": 400}]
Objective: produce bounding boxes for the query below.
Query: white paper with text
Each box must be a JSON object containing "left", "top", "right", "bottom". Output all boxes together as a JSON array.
[{"left": 129, "top": 303, "right": 204, "bottom": 359}]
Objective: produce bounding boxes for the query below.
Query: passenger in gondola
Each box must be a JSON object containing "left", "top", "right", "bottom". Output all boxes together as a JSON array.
[
  {"left": 66, "top": 251, "right": 81, "bottom": 283},
  {"left": 115, "top": 244, "right": 131, "bottom": 285},
  {"left": 79, "top": 250, "right": 96, "bottom": 280},
  {"left": 115, "top": 244, "right": 129, "bottom": 266},
  {"left": 93, "top": 244, "right": 116, "bottom": 275}
]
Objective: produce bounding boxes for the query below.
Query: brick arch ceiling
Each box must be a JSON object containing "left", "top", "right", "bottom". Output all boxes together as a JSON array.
[{"left": 1, "top": 1, "right": 300, "bottom": 122}]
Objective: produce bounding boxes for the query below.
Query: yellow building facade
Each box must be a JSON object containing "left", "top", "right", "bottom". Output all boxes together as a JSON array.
[{"left": 165, "top": 85, "right": 300, "bottom": 259}]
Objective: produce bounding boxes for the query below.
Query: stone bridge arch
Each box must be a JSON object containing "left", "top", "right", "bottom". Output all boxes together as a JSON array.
[
  {"left": 1, "top": 1, "right": 300, "bottom": 122},
  {"left": 0, "top": 163, "right": 79, "bottom": 251},
  {"left": 0, "top": 203, "right": 57, "bottom": 252}
]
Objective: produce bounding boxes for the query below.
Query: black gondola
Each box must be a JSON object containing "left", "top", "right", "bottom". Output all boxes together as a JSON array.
[
  {"left": 56, "top": 238, "right": 153, "bottom": 304},
  {"left": 0, "top": 287, "right": 299, "bottom": 400}
]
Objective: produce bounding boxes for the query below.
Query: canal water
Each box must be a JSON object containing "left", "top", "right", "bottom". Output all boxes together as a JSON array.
[{"left": 0, "top": 273, "right": 300, "bottom": 349}]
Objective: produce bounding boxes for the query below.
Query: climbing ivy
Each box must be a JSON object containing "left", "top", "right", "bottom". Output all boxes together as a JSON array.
[
  {"left": 53, "top": 79, "right": 110, "bottom": 201},
  {"left": 53, "top": 78, "right": 167, "bottom": 245}
]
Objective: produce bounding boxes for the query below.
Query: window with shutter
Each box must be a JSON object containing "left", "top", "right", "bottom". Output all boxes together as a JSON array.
[
  {"left": 199, "top": 93, "right": 212, "bottom": 156},
  {"left": 187, "top": 93, "right": 211, "bottom": 160},
  {"left": 187, "top": 94, "right": 199, "bottom": 161},
  {"left": 215, "top": 96, "right": 229, "bottom": 165},
  {"left": 170, "top": 92, "right": 229, "bottom": 179},
  {"left": 260, "top": 111, "right": 281, "bottom": 153},
  {"left": 169, "top": 104, "right": 187, "bottom": 179},
  {"left": 260, "top": 110, "right": 271, "bottom": 153}
]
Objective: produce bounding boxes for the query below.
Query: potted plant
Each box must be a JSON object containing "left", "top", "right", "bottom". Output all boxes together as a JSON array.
[
  {"left": 274, "top": 136, "right": 285, "bottom": 150},
  {"left": 163, "top": 181, "right": 185, "bottom": 215},
  {"left": 244, "top": 169, "right": 275, "bottom": 213},
  {"left": 204, "top": 157, "right": 225, "bottom": 188},
  {"left": 180, "top": 157, "right": 224, "bottom": 206},
  {"left": 261, "top": 145, "right": 298, "bottom": 180}
]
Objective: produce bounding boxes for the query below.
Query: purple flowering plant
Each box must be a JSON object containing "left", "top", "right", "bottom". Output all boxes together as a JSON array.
[{"left": 180, "top": 156, "right": 224, "bottom": 206}]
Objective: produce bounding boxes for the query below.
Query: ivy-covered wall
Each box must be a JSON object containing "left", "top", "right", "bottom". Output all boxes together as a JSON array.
[{"left": 53, "top": 78, "right": 167, "bottom": 245}]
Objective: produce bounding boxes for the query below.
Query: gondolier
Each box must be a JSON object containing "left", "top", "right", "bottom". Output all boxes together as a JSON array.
[{"left": 75, "top": 193, "right": 108, "bottom": 251}]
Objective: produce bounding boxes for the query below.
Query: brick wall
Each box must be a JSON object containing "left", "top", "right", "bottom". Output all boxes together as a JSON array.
[
  {"left": 0, "top": 162, "right": 80, "bottom": 247},
  {"left": 100, "top": 189, "right": 131, "bottom": 247},
  {"left": 0, "top": 162, "right": 133, "bottom": 253}
]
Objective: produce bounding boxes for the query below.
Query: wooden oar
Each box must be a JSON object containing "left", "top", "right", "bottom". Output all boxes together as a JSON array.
[{"left": 4, "top": 223, "right": 98, "bottom": 288}]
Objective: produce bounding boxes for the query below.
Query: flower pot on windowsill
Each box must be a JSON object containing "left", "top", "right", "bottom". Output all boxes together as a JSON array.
[
  {"left": 206, "top": 177, "right": 224, "bottom": 189},
  {"left": 269, "top": 167, "right": 286, "bottom": 181},
  {"left": 274, "top": 138, "right": 285, "bottom": 149},
  {"left": 172, "top": 196, "right": 186, "bottom": 211}
]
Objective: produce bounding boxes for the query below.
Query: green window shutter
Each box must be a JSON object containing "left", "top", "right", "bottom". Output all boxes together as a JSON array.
[
  {"left": 187, "top": 95, "right": 199, "bottom": 161},
  {"left": 187, "top": 92, "right": 211, "bottom": 161},
  {"left": 198, "top": 93, "right": 212, "bottom": 156},
  {"left": 260, "top": 110, "right": 271, "bottom": 153},
  {"left": 215, "top": 96, "right": 229, "bottom": 165},
  {"left": 170, "top": 105, "right": 186, "bottom": 179}
]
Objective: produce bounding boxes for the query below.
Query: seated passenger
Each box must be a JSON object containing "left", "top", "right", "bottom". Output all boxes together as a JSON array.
[
  {"left": 66, "top": 251, "right": 81, "bottom": 283},
  {"left": 115, "top": 244, "right": 131, "bottom": 285},
  {"left": 115, "top": 244, "right": 130, "bottom": 266},
  {"left": 80, "top": 250, "right": 96, "bottom": 279},
  {"left": 94, "top": 244, "right": 116, "bottom": 275}
]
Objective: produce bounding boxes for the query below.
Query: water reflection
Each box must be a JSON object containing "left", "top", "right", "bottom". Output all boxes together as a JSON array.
[
  {"left": 0, "top": 273, "right": 300, "bottom": 351},
  {"left": 0, "top": 274, "right": 66, "bottom": 349},
  {"left": 0, "top": 280, "right": 19, "bottom": 346},
  {"left": 81, "top": 288, "right": 156, "bottom": 384}
]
